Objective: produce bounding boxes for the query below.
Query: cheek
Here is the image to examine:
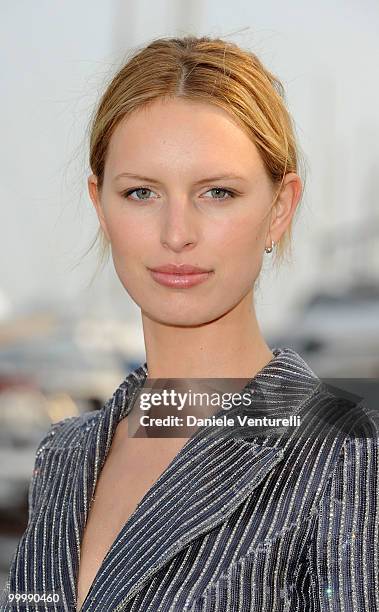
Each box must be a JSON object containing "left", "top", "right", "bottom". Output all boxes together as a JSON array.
[
  {"left": 106, "top": 214, "right": 144, "bottom": 260},
  {"left": 216, "top": 215, "right": 263, "bottom": 261},
  {"left": 106, "top": 216, "right": 148, "bottom": 300},
  {"left": 214, "top": 216, "right": 265, "bottom": 292}
]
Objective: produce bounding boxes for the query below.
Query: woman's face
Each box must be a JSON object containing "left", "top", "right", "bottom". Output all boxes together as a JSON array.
[{"left": 89, "top": 98, "right": 294, "bottom": 327}]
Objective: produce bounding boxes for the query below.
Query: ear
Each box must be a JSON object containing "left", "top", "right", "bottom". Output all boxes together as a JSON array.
[
  {"left": 266, "top": 172, "right": 302, "bottom": 244},
  {"left": 87, "top": 174, "right": 111, "bottom": 242}
]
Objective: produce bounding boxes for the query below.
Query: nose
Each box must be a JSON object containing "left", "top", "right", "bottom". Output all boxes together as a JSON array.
[{"left": 160, "top": 196, "right": 198, "bottom": 252}]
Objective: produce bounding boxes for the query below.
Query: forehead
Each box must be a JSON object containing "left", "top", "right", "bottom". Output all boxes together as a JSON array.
[{"left": 105, "top": 97, "right": 266, "bottom": 177}]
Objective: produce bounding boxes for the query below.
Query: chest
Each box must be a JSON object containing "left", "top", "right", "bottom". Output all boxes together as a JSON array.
[{"left": 76, "top": 423, "right": 188, "bottom": 610}]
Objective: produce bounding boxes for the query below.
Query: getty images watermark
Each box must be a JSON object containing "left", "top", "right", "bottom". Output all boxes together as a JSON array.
[
  {"left": 126, "top": 376, "right": 378, "bottom": 438},
  {"left": 126, "top": 377, "right": 305, "bottom": 438},
  {"left": 137, "top": 388, "right": 300, "bottom": 428}
]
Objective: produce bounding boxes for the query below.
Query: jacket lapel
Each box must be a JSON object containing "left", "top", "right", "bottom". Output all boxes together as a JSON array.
[{"left": 83, "top": 432, "right": 285, "bottom": 609}]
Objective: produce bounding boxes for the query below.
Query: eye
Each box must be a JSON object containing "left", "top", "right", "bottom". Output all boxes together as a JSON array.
[
  {"left": 202, "top": 188, "right": 235, "bottom": 200},
  {"left": 121, "top": 187, "right": 157, "bottom": 201}
]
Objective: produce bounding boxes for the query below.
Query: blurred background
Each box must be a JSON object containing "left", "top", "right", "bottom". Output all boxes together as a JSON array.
[{"left": 1, "top": 0, "right": 378, "bottom": 590}]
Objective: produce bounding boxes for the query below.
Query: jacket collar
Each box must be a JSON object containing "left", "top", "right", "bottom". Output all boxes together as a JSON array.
[
  {"left": 113, "top": 346, "right": 321, "bottom": 441},
  {"left": 67, "top": 347, "right": 321, "bottom": 610}
]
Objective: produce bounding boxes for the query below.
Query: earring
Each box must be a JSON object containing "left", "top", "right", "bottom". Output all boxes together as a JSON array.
[{"left": 265, "top": 240, "right": 275, "bottom": 254}]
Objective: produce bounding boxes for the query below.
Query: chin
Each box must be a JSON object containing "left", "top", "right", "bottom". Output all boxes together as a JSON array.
[
  {"left": 146, "top": 312, "right": 206, "bottom": 327},
  {"left": 143, "top": 303, "right": 230, "bottom": 328}
]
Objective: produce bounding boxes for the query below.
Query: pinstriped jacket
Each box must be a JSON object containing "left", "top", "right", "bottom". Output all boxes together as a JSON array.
[{"left": 1, "top": 347, "right": 379, "bottom": 611}]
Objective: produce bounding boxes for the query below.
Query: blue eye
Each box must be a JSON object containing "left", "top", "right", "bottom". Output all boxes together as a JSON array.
[
  {"left": 122, "top": 187, "right": 155, "bottom": 201},
  {"left": 203, "top": 188, "right": 235, "bottom": 200}
]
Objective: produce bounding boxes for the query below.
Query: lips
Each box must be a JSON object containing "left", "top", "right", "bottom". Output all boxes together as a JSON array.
[
  {"left": 147, "top": 264, "right": 213, "bottom": 289},
  {"left": 148, "top": 264, "right": 211, "bottom": 275}
]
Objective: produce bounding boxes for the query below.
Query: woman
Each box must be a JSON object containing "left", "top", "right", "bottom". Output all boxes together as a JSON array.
[{"left": 2, "top": 35, "right": 378, "bottom": 612}]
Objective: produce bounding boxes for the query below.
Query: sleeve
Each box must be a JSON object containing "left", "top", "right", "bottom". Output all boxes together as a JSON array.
[
  {"left": 0, "top": 428, "right": 52, "bottom": 610},
  {"left": 307, "top": 430, "right": 379, "bottom": 611},
  {"left": 26, "top": 417, "right": 77, "bottom": 523},
  {"left": 0, "top": 420, "right": 72, "bottom": 610},
  {"left": 26, "top": 426, "right": 55, "bottom": 525}
]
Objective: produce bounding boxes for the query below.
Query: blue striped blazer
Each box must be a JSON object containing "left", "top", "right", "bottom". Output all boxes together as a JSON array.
[{"left": 1, "top": 347, "right": 379, "bottom": 611}]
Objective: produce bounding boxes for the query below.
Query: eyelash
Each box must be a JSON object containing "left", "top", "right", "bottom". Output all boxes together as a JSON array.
[{"left": 120, "top": 186, "right": 237, "bottom": 202}]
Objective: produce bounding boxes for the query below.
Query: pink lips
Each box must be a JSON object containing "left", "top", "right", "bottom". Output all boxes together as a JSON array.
[{"left": 148, "top": 263, "right": 213, "bottom": 288}]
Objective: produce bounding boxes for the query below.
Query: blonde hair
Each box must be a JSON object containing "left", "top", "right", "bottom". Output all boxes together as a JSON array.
[{"left": 87, "top": 35, "right": 304, "bottom": 273}]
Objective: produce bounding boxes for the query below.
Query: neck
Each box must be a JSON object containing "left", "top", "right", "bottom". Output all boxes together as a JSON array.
[{"left": 141, "top": 291, "right": 274, "bottom": 379}]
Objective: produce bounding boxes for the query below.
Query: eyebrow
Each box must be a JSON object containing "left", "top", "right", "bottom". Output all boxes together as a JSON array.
[{"left": 113, "top": 172, "right": 248, "bottom": 185}]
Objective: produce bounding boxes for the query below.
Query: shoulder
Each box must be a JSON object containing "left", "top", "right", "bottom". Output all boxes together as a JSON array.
[
  {"left": 340, "top": 399, "right": 379, "bottom": 471},
  {"left": 34, "top": 407, "right": 102, "bottom": 456},
  {"left": 32, "top": 362, "right": 147, "bottom": 456},
  {"left": 294, "top": 382, "right": 379, "bottom": 500},
  {"left": 306, "top": 380, "right": 379, "bottom": 442},
  {"left": 319, "top": 395, "right": 379, "bottom": 496}
]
